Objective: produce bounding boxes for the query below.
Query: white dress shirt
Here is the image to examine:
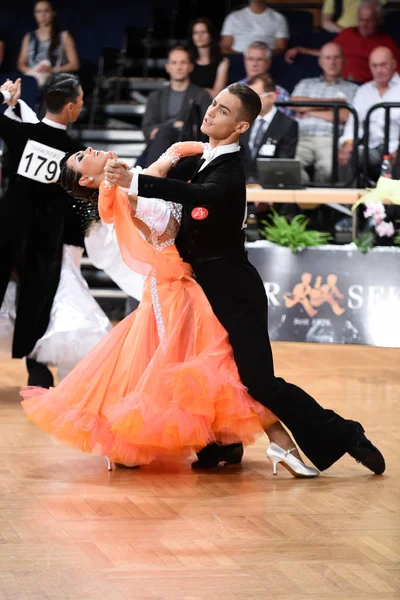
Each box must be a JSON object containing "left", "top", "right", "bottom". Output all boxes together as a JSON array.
[
  {"left": 42, "top": 117, "right": 67, "bottom": 130},
  {"left": 340, "top": 73, "right": 400, "bottom": 152},
  {"left": 199, "top": 142, "right": 240, "bottom": 172}
]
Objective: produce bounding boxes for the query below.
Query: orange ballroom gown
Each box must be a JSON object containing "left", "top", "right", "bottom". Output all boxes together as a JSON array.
[{"left": 21, "top": 178, "right": 277, "bottom": 466}]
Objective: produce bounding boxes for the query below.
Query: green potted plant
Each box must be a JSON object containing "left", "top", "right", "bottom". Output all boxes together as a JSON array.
[{"left": 261, "top": 210, "right": 332, "bottom": 254}]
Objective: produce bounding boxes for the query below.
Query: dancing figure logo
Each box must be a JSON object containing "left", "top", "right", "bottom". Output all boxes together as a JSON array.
[{"left": 283, "top": 272, "right": 345, "bottom": 317}]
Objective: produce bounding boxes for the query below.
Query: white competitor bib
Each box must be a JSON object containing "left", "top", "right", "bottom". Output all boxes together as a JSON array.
[{"left": 17, "top": 139, "right": 66, "bottom": 184}]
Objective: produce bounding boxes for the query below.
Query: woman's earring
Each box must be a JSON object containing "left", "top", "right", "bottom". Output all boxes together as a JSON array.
[{"left": 89, "top": 176, "right": 94, "bottom": 181}]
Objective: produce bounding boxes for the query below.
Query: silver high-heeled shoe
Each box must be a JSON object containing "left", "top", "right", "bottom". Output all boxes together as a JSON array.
[
  {"left": 266, "top": 443, "right": 320, "bottom": 478},
  {"left": 106, "top": 457, "right": 113, "bottom": 471}
]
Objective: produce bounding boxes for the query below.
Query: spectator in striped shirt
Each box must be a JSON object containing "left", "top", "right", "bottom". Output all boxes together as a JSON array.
[
  {"left": 239, "top": 41, "right": 292, "bottom": 116},
  {"left": 290, "top": 43, "right": 358, "bottom": 183}
]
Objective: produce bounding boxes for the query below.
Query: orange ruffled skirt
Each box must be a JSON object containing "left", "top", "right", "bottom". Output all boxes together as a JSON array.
[{"left": 21, "top": 184, "right": 277, "bottom": 465}]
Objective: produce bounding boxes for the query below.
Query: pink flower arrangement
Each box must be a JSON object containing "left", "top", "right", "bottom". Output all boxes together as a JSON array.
[
  {"left": 363, "top": 201, "right": 395, "bottom": 238},
  {"left": 375, "top": 220, "right": 395, "bottom": 238}
]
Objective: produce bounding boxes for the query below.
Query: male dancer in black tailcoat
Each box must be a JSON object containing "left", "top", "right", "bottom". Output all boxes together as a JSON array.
[
  {"left": 0, "top": 74, "right": 83, "bottom": 386},
  {"left": 105, "top": 83, "right": 385, "bottom": 475}
]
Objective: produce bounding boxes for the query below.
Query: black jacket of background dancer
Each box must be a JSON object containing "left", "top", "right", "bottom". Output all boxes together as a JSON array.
[
  {"left": 0, "top": 108, "right": 82, "bottom": 358},
  {"left": 135, "top": 150, "right": 358, "bottom": 471}
]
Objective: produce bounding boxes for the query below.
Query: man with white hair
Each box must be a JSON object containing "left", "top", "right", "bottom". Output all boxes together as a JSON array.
[
  {"left": 239, "top": 42, "right": 291, "bottom": 115},
  {"left": 321, "top": 0, "right": 389, "bottom": 33},
  {"left": 286, "top": 1, "right": 400, "bottom": 83},
  {"left": 339, "top": 46, "right": 400, "bottom": 179}
]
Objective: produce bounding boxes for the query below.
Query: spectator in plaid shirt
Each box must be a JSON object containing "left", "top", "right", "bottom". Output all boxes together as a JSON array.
[
  {"left": 291, "top": 43, "right": 358, "bottom": 183},
  {"left": 239, "top": 41, "right": 292, "bottom": 116}
]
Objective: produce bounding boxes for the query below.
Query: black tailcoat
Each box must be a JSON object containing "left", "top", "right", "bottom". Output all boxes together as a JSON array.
[{"left": 0, "top": 115, "right": 82, "bottom": 357}]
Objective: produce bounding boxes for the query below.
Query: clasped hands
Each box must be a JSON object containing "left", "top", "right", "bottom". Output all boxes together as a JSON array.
[
  {"left": 103, "top": 141, "right": 187, "bottom": 186},
  {"left": 0, "top": 78, "right": 22, "bottom": 107}
]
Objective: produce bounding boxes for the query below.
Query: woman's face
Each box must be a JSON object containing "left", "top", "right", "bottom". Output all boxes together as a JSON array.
[
  {"left": 192, "top": 23, "right": 211, "bottom": 48},
  {"left": 34, "top": 2, "right": 55, "bottom": 27},
  {"left": 67, "top": 147, "right": 117, "bottom": 187}
]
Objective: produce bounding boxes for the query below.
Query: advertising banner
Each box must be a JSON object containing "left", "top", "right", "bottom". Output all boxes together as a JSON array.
[{"left": 247, "top": 242, "right": 400, "bottom": 348}]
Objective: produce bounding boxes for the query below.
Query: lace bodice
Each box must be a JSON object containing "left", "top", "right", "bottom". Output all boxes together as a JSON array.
[{"left": 136, "top": 199, "right": 182, "bottom": 251}]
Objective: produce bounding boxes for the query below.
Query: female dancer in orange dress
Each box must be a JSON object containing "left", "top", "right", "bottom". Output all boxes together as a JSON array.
[{"left": 21, "top": 142, "right": 319, "bottom": 477}]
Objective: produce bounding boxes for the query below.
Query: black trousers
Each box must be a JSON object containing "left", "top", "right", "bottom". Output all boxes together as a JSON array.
[{"left": 193, "top": 257, "right": 359, "bottom": 471}]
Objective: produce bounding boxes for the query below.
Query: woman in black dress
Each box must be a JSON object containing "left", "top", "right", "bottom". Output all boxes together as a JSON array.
[{"left": 187, "top": 18, "right": 229, "bottom": 98}]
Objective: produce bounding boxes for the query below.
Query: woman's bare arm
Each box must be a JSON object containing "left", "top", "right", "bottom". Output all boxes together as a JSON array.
[
  {"left": 57, "top": 31, "right": 80, "bottom": 73},
  {"left": 17, "top": 34, "right": 30, "bottom": 74}
]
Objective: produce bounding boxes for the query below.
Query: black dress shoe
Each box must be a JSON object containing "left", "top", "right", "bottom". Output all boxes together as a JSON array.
[
  {"left": 191, "top": 443, "right": 244, "bottom": 469},
  {"left": 348, "top": 423, "right": 385, "bottom": 475},
  {"left": 26, "top": 358, "right": 54, "bottom": 388}
]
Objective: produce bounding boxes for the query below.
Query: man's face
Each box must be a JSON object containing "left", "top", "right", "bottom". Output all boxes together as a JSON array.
[
  {"left": 165, "top": 50, "right": 193, "bottom": 82},
  {"left": 68, "top": 86, "right": 84, "bottom": 122},
  {"left": 201, "top": 89, "right": 249, "bottom": 140},
  {"left": 358, "top": 7, "right": 379, "bottom": 37},
  {"left": 244, "top": 48, "right": 271, "bottom": 78},
  {"left": 318, "top": 45, "right": 343, "bottom": 79},
  {"left": 249, "top": 80, "right": 276, "bottom": 115},
  {"left": 369, "top": 51, "right": 396, "bottom": 86}
]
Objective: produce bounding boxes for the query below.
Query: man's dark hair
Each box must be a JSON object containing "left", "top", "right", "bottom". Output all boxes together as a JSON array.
[
  {"left": 43, "top": 73, "right": 81, "bottom": 114},
  {"left": 168, "top": 46, "right": 192, "bottom": 62},
  {"left": 247, "top": 73, "right": 276, "bottom": 93},
  {"left": 227, "top": 83, "right": 261, "bottom": 125}
]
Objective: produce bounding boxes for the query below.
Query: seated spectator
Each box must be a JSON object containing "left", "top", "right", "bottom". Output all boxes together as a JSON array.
[
  {"left": 241, "top": 74, "right": 298, "bottom": 183},
  {"left": 188, "top": 18, "right": 229, "bottom": 98},
  {"left": 17, "top": 0, "right": 79, "bottom": 88},
  {"left": 286, "top": 0, "right": 400, "bottom": 83},
  {"left": 321, "top": 0, "right": 388, "bottom": 33},
  {"left": 220, "top": 0, "right": 289, "bottom": 55},
  {"left": 140, "top": 46, "right": 211, "bottom": 168},
  {"left": 291, "top": 43, "right": 358, "bottom": 184},
  {"left": 339, "top": 46, "right": 400, "bottom": 181},
  {"left": 239, "top": 42, "right": 292, "bottom": 115}
]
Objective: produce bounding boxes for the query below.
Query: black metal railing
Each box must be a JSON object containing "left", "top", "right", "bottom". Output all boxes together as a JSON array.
[
  {"left": 363, "top": 102, "right": 400, "bottom": 187},
  {"left": 276, "top": 100, "right": 359, "bottom": 187}
]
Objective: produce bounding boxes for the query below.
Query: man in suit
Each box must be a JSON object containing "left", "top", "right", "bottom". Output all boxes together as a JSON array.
[
  {"left": 241, "top": 73, "right": 299, "bottom": 230},
  {"left": 141, "top": 46, "right": 211, "bottom": 167},
  {"left": 0, "top": 74, "right": 83, "bottom": 386},
  {"left": 241, "top": 73, "right": 298, "bottom": 183},
  {"left": 238, "top": 41, "right": 292, "bottom": 116},
  {"left": 106, "top": 84, "right": 385, "bottom": 476}
]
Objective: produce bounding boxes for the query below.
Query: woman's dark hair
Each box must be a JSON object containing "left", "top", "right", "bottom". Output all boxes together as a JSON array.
[
  {"left": 43, "top": 73, "right": 80, "bottom": 113},
  {"left": 34, "top": 0, "right": 61, "bottom": 65},
  {"left": 187, "top": 17, "right": 222, "bottom": 64},
  {"left": 227, "top": 83, "right": 261, "bottom": 125},
  {"left": 59, "top": 153, "right": 99, "bottom": 202}
]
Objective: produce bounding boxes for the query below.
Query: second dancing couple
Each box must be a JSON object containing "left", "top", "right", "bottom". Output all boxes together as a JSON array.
[{"left": 21, "top": 84, "right": 385, "bottom": 477}]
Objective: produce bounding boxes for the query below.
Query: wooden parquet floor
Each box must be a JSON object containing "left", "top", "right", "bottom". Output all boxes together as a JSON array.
[{"left": 0, "top": 342, "right": 399, "bottom": 600}]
